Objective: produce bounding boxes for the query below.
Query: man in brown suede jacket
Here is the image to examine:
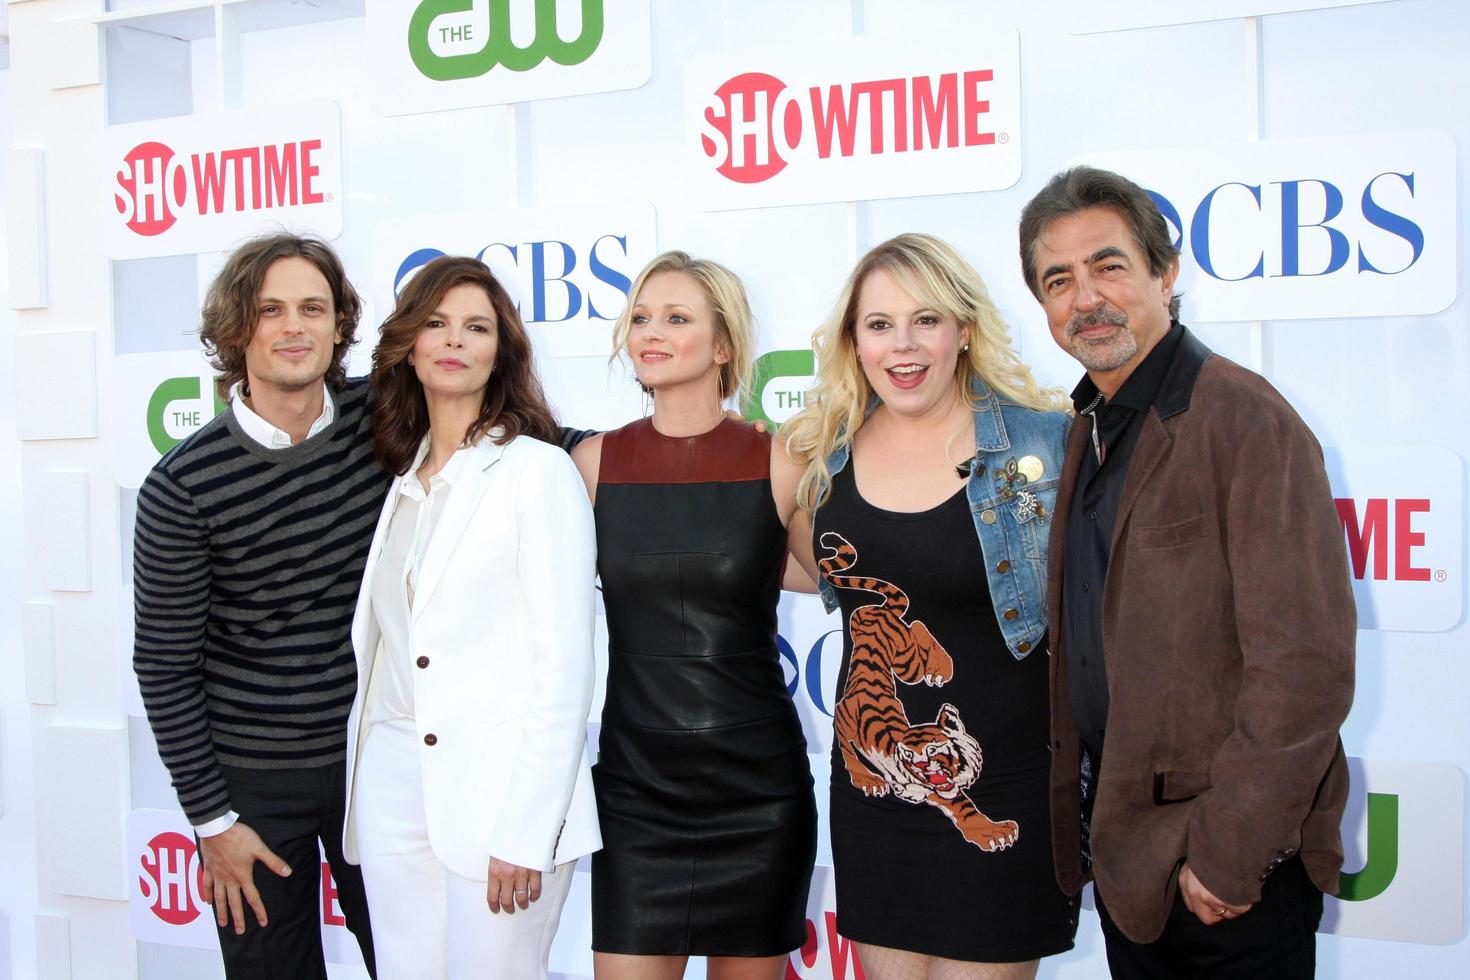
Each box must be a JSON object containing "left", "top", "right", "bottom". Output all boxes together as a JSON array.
[{"left": 1019, "top": 165, "right": 1355, "bottom": 979}]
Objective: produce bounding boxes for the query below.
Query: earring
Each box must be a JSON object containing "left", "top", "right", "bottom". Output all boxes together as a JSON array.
[{"left": 961, "top": 344, "right": 970, "bottom": 352}]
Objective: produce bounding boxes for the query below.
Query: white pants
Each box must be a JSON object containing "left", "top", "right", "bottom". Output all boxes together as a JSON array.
[{"left": 356, "top": 718, "right": 575, "bottom": 980}]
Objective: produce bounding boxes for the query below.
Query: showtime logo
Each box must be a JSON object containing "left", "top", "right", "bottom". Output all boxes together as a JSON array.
[
  {"left": 127, "top": 809, "right": 364, "bottom": 964},
  {"left": 138, "top": 832, "right": 206, "bottom": 925},
  {"left": 106, "top": 102, "right": 343, "bottom": 259},
  {"left": 685, "top": 32, "right": 1021, "bottom": 209},
  {"left": 114, "top": 139, "right": 326, "bottom": 237},
  {"left": 785, "top": 910, "right": 866, "bottom": 979},
  {"left": 1336, "top": 498, "right": 1437, "bottom": 583},
  {"left": 701, "top": 69, "right": 999, "bottom": 185},
  {"left": 135, "top": 830, "right": 350, "bottom": 930},
  {"left": 1325, "top": 447, "right": 1461, "bottom": 633}
]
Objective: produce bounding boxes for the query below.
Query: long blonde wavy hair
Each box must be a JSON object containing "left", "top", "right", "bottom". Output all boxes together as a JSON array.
[{"left": 782, "top": 233, "right": 1068, "bottom": 512}]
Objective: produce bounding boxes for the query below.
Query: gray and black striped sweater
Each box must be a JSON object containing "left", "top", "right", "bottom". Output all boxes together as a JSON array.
[{"left": 133, "top": 379, "right": 390, "bottom": 824}]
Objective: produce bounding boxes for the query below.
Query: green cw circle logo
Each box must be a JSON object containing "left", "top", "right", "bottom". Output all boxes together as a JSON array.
[
  {"left": 1338, "top": 791, "right": 1399, "bottom": 902},
  {"left": 740, "top": 349, "right": 816, "bottom": 431},
  {"left": 408, "top": 0, "right": 606, "bottom": 81},
  {"left": 147, "top": 377, "right": 224, "bottom": 454}
]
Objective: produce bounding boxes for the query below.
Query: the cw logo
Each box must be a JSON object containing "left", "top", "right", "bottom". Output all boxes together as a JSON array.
[
  {"left": 409, "top": 0, "right": 605, "bottom": 81},
  {"left": 1339, "top": 792, "right": 1398, "bottom": 902},
  {"left": 147, "top": 377, "right": 223, "bottom": 454},
  {"left": 741, "top": 349, "right": 815, "bottom": 430}
]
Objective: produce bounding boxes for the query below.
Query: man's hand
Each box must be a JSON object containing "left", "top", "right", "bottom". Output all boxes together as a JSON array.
[
  {"left": 487, "top": 857, "right": 542, "bottom": 915},
  {"left": 198, "top": 822, "right": 292, "bottom": 935},
  {"left": 1177, "top": 863, "right": 1253, "bottom": 926}
]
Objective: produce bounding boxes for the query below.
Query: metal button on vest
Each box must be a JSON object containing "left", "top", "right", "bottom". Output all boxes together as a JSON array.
[
  {"left": 416, "top": 656, "right": 430, "bottom": 669},
  {"left": 423, "top": 733, "right": 438, "bottom": 746},
  {"left": 996, "top": 559, "right": 1011, "bottom": 573},
  {"left": 1016, "top": 640, "right": 1031, "bottom": 653},
  {"left": 1003, "top": 607, "right": 1019, "bottom": 621},
  {"left": 980, "top": 509, "right": 997, "bottom": 524}
]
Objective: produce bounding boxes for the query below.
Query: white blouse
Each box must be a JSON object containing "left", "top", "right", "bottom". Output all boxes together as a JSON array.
[{"left": 364, "top": 445, "right": 473, "bottom": 729}]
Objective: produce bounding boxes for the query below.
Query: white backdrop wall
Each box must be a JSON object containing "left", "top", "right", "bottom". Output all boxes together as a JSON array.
[{"left": 2, "top": 0, "right": 1467, "bottom": 977}]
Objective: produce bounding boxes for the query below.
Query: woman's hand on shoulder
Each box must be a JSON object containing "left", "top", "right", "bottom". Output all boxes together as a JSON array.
[{"left": 569, "top": 432, "right": 603, "bottom": 505}]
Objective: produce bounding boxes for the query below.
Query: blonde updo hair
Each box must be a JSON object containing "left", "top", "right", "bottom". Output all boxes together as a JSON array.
[
  {"left": 782, "top": 233, "right": 1067, "bottom": 512},
  {"left": 610, "top": 251, "right": 756, "bottom": 407}
]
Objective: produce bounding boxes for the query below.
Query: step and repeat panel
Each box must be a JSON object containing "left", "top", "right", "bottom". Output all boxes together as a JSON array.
[{"left": 40, "top": 0, "right": 1467, "bottom": 977}]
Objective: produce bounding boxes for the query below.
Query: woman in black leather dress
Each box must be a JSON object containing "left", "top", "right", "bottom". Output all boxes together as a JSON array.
[{"left": 570, "top": 251, "right": 816, "bottom": 980}]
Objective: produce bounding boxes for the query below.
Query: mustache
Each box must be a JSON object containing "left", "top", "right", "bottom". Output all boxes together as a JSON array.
[{"left": 1066, "top": 305, "right": 1128, "bottom": 337}]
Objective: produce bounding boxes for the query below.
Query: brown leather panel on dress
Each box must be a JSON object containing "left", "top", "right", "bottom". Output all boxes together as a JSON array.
[{"left": 598, "top": 417, "right": 770, "bottom": 485}]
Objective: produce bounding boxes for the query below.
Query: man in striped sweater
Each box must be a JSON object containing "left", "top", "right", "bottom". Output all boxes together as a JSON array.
[{"left": 133, "top": 235, "right": 383, "bottom": 978}]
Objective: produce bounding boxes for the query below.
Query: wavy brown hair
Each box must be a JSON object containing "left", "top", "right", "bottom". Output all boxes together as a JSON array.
[
  {"left": 199, "top": 233, "right": 363, "bottom": 400},
  {"left": 371, "top": 255, "right": 558, "bottom": 475}
]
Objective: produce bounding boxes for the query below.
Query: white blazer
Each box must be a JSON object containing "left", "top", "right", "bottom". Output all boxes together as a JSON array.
[{"left": 343, "top": 433, "right": 601, "bottom": 879}]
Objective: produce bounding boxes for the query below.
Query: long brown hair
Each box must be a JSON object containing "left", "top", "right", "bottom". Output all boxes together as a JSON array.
[
  {"left": 199, "top": 233, "right": 362, "bottom": 400},
  {"left": 370, "top": 256, "right": 558, "bottom": 475}
]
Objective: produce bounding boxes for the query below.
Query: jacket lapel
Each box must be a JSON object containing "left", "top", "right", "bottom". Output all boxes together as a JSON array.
[
  {"left": 411, "top": 438, "right": 508, "bottom": 623},
  {"left": 1109, "top": 409, "right": 1173, "bottom": 556},
  {"left": 1048, "top": 417, "right": 1090, "bottom": 635}
]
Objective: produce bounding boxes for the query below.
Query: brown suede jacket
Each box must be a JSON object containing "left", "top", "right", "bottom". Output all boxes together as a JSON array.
[{"left": 1046, "top": 327, "right": 1356, "bottom": 944}]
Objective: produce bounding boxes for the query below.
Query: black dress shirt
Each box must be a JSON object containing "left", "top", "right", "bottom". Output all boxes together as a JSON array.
[{"left": 1063, "top": 322, "right": 1184, "bottom": 766}]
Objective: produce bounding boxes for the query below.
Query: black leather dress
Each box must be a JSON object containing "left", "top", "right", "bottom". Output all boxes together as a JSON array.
[{"left": 590, "top": 418, "right": 817, "bottom": 956}]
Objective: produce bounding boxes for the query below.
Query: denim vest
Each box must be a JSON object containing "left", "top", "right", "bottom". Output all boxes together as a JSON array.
[{"left": 816, "top": 383, "right": 1070, "bottom": 660}]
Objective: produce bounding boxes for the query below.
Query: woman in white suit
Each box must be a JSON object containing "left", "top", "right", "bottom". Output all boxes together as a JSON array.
[{"left": 344, "top": 255, "right": 600, "bottom": 980}]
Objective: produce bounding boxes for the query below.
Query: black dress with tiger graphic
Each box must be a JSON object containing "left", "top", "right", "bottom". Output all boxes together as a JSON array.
[
  {"left": 814, "top": 463, "right": 1076, "bottom": 962},
  {"left": 590, "top": 417, "right": 817, "bottom": 956}
]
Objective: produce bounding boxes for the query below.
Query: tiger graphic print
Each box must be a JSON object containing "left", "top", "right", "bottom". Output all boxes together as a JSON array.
[{"left": 819, "top": 531, "right": 1019, "bottom": 852}]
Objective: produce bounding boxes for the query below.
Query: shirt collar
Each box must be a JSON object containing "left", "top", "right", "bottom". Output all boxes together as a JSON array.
[
  {"left": 1069, "top": 320, "right": 1184, "bottom": 416},
  {"left": 398, "top": 435, "right": 475, "bottom": 500},
  {"left": 230, "top": 383, "right": 335, "bottom": 449}
]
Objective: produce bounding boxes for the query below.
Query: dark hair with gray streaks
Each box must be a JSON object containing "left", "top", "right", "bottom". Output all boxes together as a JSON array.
[{"left": 1019, "top": 165, "right": 1181, "bottom": 319}]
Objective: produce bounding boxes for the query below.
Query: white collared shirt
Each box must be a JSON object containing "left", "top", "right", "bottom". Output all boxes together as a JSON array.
[
  {"left": 230, "top": 382, "right": 336, "bottom": 449},
  {"left": 195, "top": 383, "right": 339, "bottom": 838}
]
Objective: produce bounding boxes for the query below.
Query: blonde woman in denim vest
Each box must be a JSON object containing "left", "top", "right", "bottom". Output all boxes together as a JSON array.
[{"left": 782, "top": 234, "right": 1075, "bottom": 980}]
